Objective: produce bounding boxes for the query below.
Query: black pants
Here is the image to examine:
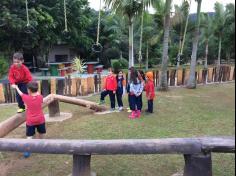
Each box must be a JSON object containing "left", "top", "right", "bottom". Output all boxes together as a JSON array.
[
  {"left": 116, "top": 92, "right": 123, "bottom": 107},
  {"left": 101, "top": 90, "right": 115, "bottom": 109},
  {"left": 147, "top": 100, "right": 154, "bottom": 113},
  {"left": 129, "top": 95, "right": 142, "bottom": 111},
  {"left": 16, "top": 83, "right": 28, "bottom": 109}
]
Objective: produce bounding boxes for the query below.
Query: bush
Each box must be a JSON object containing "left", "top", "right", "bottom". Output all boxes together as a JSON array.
[
  {"left": 111, "top": 58, "right": 129, "bottom": 73},
  {"left": 0, "top": 56, "right": 9, "bottom": 78}
]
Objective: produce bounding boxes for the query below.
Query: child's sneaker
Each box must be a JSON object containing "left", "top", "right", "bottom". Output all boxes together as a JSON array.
[
  {"left": 136, "top": 110, "right": 141, "bottom": 118},
  {"left": 98, "top": 100, "right": 105, "bottom": 105},
  {"left": 17, "top": 108, "right": 25, "bottom": 113},
  {"left": 110, "top": 108, "right": 115, "bottom": 112},
  {"left": 118, "top": 107, "right": 123, "bottom": 111},
  {"left": 127, "top": 107, "right": 132, "bottom": 113},
  {"left": 128, "top": 111, "right": 136, "bottom": 119},
  {"left": 23, "top": 152, "right": 31, "bottom": 158}
]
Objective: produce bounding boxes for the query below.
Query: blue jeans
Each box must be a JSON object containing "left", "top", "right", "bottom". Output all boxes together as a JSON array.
[
  {"left": 129, "top": 95, "right": 142, "bottom": 111},
  {"left": 16, "top": 83, "right": 28, "bottom": 109}
]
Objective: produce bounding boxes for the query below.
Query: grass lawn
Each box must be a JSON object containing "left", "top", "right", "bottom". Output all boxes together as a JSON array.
[{"left": 0, "top": 83, "right": 235, "bottom": 176}]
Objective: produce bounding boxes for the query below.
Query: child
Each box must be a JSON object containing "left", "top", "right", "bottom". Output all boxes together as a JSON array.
[
  {"left": 99, "top": 68, "right": 117, "bottom": 111},
  {"left": 116, "top": 70, "right": 126, "bottom": 111},
  {"left": 137, "top": 70, "right": 146, "bottom": 111},
  {"left": 145, "top": 71, "right": 155, "bottom": 113},
  {"left": 12, "top": 81, "right": 46, "bottom": 158},
  {"left": 129, "top": 69, "right": 143, "bottom": 119},
  {"left": 9, "top": 52, "right": 32, "bottom": 113}
]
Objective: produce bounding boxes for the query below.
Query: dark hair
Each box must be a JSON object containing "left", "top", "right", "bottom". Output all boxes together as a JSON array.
[
  {"left": 130, "top": 68, "right": 138, "bottom": 84},
  {"left": 138, "top": 70, "right": 146, "bottom": 81},
  {"left": 13, "top": 52, "right": 24, "bottom": 61},
  {"left": 27, "top": 81, "right": 39, "bottom": 93},
  {"left": 108, "top": 67, "right": 114, "bottom": 73}
]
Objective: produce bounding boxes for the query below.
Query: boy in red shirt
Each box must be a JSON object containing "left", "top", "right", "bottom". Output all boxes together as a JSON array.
[
  {"left": 99, "top": 68, "right": 117, "bottom": 111},
  {"left": 145, "top": 72, "right": 155, "bottom": 113},
  {"left": 12, "top": 81, "right": 46, "bottom": 158},
  {"left": 9, "top": 52, "right": 32, "bottom": 113}
]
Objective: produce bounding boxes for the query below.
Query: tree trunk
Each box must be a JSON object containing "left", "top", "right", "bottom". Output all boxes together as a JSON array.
[
  {"left": 129, "top": 18, "right": 134, "bottom": 68},
  {"left": 139, "top": 4, "right": 145, "bottom": 69},
  {"left": 176, "top": 35, "right": 183, "bottom": 70},
  {"left": 160, "top": 0, "right": 172, "bottom": 91},
  {"left": 187, "top": 0, "right": 202, "bottom": 89},
  {"left": 216, "top": 36, "right": 222, "bottom": 82},
  {"left": 204, "top": 39, "right": 209, "bottom": 69},
  {"left": 145, "top": 43, "right": 149, "bottom": 71}
]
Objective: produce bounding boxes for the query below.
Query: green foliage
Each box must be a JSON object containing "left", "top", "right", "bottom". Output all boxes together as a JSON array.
[
  {"left": 112, "top": 58, "right": 129, "bottom": 73},
  {"left": 73, "top": 56, "right": 85, "bottom": 73},
  {"left": 0, "top": 56, "right": 9, "bottom": 78}
]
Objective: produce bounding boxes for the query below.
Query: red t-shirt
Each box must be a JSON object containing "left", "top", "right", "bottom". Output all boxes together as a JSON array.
[
  {"left": 104, "top": 75, "right": 117, "bottom": 91},
  {"left": 21, "top": 94, "right": 45, "bottom": 126}
]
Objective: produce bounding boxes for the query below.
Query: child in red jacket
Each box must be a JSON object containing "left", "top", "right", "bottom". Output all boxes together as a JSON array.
[
  {"left": 145, "top": 72, "right": 155, "bottom": 113},
  {"left": 99, "top": 68, "right": 117, "bottom": 111},
  {"left": 8, "top": 52, "right": 32, "bottom": 113}
]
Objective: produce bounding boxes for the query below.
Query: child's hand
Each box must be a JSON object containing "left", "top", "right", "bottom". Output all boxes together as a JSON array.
[
  {"left": 11, "top": 84, "right": 17, "bottom": 89},
  {"left": 113, "top": 91, "right": 116, "bottom": 94}
]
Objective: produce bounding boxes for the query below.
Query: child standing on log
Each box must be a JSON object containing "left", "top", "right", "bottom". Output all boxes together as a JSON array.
[
  {"left": 145, "top": 72, "right": 155, "bottom": 114},
  {"left": 116, "top": 70, "right": 126, "bottom": 111},
  {"left": 99, "top": 68, "right": 117, "bottom": 111},
  {"left": 8, "top": 52, "right": 32, "bottom": 113},
  {"left": 12, "top": 81, "right": 46, "bottom": 158}
]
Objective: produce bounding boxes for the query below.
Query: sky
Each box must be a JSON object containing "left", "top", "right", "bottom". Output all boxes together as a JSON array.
[{"left": 88, "top": 0, "right": 235, "bottom": 14}]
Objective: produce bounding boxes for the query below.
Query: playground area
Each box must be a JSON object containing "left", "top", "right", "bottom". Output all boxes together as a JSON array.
[{"left": 0, "top": 83, "right": 234, "bottom": 176}]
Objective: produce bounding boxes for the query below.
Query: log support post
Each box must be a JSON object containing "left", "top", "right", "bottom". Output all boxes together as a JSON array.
[
  {"left": 48, "top": 100, "right": 60, "bottom": 117},
  {"left": 183, "top": 153, "right": 212, "bottom": 176},
  {"left": 72, "top": 155, "right": 92, "bottom": 176}
]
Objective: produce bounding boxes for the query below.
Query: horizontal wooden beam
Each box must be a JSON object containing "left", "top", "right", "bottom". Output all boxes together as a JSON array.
[
  {"left": 0, "top": 137, "right": 234, "bottom": 155},
  {"left": 52, "top": 94, "right": 107, "bottom": 112}
]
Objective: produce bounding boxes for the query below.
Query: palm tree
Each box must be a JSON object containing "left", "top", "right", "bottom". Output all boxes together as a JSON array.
[
  {"left": 159, "top": 0, "right": 172, "bottom": 91},
  {"left": 200, "top": 13, "right": 213, "bottom": 69},
  {"left": 172, "top": 0, "right": 191, "bottom": 70},
  {"left": 187, "top": 0, "right": 202, "bottom": 89},
  {"left": 105, "top": 0, "right": 153, "bottom": 68},
  {"left": 214, "top": 2, "right": 226, "bottom": 81}
]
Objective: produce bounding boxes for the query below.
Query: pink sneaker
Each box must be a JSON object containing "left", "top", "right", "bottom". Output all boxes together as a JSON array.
[
  {"left": 128, "top": 111, "right": 136, "bottom": 119},
  {"left": 136, "top": 110, "right": 141, "bottom": 118}
]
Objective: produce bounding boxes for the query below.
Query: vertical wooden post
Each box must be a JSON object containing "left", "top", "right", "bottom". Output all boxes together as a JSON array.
[
  {"left": 177, "top": 69, "right": 183, "bottom": 86},
  {"left": 184, "top": 69, "right": 190, "bottom": 85},
  {"left": 51, "top": 78, "right": 57, "bottom": 94},
  {"left": 198, "top": 69, "right": 203, "bottom": 84},
  {"left": 37, "top": 81, "right": 41, "bottom": 94},
  {"left": 0, "top": 83, "right": 5, "bottom": 103},
  {"left": 71, "top": 78, "right": 78, "bottom": 96},
  {"left": 41, "top": 80, "right": 50, "bottom": 97},
  {"left": 48, "top": 100, "right": 60, "bottom": 117},
  {"left": 229, "top": 66, "right": 235, "bottom": 81},
  {"left": 183, "top": 153, "right": 212, "bottom": 176},
  {"left": 208, "top": 68, "right": 213, "bottom": 83},
  {"left": 72, "top": 155, "right": 91, "bottom": 176},
  {"left": 94, "top": 75, "right": 98, "bottom": 93},
  {"left": 57, "top": 79, "right": 65, "bottom": 95}
]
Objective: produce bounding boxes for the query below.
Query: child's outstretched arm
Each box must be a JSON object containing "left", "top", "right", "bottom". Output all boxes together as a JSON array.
[{"left": 12, "top": 85, "right": 23, "bottom": 96}]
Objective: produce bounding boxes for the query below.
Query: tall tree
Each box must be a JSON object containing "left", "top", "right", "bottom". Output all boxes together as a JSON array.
[
  {"left": 214, "top": 2, "right": 226, "bottom": 81},
  {"left": 159, "top": 0, "right": 172, "bottom": 91},
  {"left": 200, "top": 13, "right": 213, "bottom": 69},
  {"left": 187, "top": 0, "right": 202, "bottom": 89}
]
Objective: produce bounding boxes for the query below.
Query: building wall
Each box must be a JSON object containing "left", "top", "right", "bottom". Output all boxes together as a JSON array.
[{"left": 48, "top": 45, "right": 76, "bottom": 63}]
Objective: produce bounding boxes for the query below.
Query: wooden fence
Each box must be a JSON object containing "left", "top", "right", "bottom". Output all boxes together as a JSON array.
[
  {"left": 0, "top": 65, "right": 235, "bottom": 104},
  {"left": 0, "top": 137, "right": 234, "bottom": 176}
]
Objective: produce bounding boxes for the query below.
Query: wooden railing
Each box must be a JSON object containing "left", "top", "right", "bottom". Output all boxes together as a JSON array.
[
  {"left": 0, "top": 65, "right": 235, "bottom": 104},
  {"left": 0, "top": 137, "right": 234, "bottom": 176}
]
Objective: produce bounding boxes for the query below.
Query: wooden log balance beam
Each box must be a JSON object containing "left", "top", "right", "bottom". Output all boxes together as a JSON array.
[
  {"left": 0, "top": 94, "right": 107, "bottom": 138},
  {"left": 52, "top": 94, "right": 107, "bottom": 112},
  {"left": 0, "top": 137, "right": 234, "bottom": 176}
]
